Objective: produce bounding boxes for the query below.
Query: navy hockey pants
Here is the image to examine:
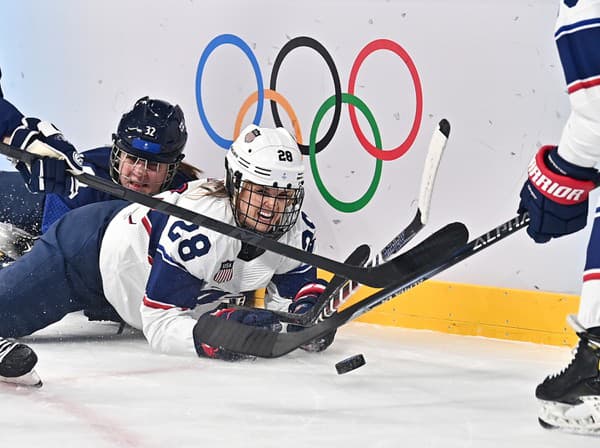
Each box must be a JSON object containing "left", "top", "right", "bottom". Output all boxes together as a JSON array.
[{"left": 0, "top": 200, "right": 128, "bottom": 337}]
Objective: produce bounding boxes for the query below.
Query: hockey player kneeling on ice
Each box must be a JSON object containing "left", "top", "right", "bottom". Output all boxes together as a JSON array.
[
  {"left": 0, "top": 125, "right": 333, "bottom": 366},
  {"left": 516, "top": 0, "right": 600, "bottom": 435}
]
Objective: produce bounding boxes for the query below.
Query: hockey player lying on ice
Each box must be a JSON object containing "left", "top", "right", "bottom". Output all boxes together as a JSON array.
[
  {"left": 0, "top": 125, "right": 334, "bottom": 387},
  {"left": 0, "top": 94, "right": 201, "bottom": 264}
]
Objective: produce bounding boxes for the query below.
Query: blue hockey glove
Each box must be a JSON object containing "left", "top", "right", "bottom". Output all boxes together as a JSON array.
[
  {"left": 288, "top": 279, "right": 337, "bottom": 353},
  {"left": 518, "top": 145, "right": 599, "bottom": 243},
  {"left": 9, "top": 117, "right": 84, "bottom": 196},
  {"left": 194, "top": 305, "right": 282, "bottom": 361},
  {"left": 0, "top": 97, "right": 24, "bottom": 138}
]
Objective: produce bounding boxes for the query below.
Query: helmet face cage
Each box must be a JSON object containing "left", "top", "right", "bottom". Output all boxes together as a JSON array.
[
  {"left": 230, "top": 178, "right": 304, "bottom": 239},
  {"left": 110, "top": 145, "right": 179, "bottom": 193},
  {"left": 225, "top": 125, "right": 305, "bottom": 238},
  {"left": 110, "top": 96, "right": 187, "bottom": 191}
]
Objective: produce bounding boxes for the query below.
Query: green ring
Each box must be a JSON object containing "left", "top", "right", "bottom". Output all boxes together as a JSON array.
[{"left": 309, "top": 92, "right": 383, "bottom": 212}]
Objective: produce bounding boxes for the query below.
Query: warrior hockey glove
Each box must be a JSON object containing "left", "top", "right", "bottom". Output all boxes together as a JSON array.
[
  {"left": 194, "top": 305, "right": 282, "bottom": 361},
  {"left": 518, "top": 145, "right": 599, "bottom": 243},
  {"left": 288, "top": 279, "right": 337, "bottom": 353},
  {"left": 9, "top": 117, "right": 84, "bottom": 197}
]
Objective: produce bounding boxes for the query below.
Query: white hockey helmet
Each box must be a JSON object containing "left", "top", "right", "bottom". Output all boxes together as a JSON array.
[{"left": 226, "top": 125, "right": 305, "bottom": 238}]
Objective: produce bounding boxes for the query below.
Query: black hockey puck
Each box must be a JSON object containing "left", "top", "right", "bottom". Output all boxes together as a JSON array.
[{"left": 335, "top": 354, "right": 366, "bottom": 374}]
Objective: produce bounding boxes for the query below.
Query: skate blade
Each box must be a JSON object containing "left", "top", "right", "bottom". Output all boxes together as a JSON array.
[
  {"left": 538, "top": 397, "right": 600, "bottom": 435},
  {"left": 0, "top": 370, "right": 42, "bottom": 388}
]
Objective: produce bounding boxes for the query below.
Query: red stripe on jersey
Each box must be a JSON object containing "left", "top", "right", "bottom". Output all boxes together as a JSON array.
[
  {"left": 568, "top": 77, "right": 600, "bottom": 94},
  {"left": 141, "top": 216, "right": 152, "bottom": 235},
  {"left": 583, "top": 272, "right": 600, "bottom": 282},
  {"left": 143, "top": 295, "right": 189, "bottom": 311}
]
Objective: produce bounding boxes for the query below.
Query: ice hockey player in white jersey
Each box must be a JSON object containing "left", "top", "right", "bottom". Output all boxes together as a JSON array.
[
  {"left": 0, "top": 124, "right": 333, "bottom": 367},
  {"left": 517, "top": 0, "right": 600, "bottom": 435}
]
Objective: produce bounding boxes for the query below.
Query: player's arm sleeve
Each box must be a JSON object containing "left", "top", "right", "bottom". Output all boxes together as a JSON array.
[
  {"left": 555, "top": 0, "right": 600, "bottom": 167},
  {"left": 140, "top": 254, "right": 211, "bottom": 356}
]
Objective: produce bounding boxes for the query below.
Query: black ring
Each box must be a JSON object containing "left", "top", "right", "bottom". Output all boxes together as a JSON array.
[{"left": 269, "top": 36, "right": 342, "bottom": 155}]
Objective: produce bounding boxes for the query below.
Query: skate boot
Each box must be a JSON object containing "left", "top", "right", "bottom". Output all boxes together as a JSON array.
[
  {"left": 536, "top": 315, "right": 600, "bottom": 434},
  {"left": 0, "top": 338, "right": 42, "bottom": 387}
]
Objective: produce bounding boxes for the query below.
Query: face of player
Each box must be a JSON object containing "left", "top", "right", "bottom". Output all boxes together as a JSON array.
[
  {"left": 236, "top": 181, "right": 293, "bottom": 234},
  {"left": 118, "top": 153, "right": 169, "bottom": 194}
]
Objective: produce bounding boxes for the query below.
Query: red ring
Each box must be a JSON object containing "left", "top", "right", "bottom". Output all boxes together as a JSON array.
[{"left": 348, "top": 39, "right": 423, "bottom": 161}]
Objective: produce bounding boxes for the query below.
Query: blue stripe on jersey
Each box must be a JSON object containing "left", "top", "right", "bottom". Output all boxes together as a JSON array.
[
  {"left": 585, "top": 212, "right": 600, "bottom": 271},
  {"left": 556, "top": 21, "right": 600, "bottom": 86},
  {"left": 146, "top": 210, "right": 170, "bottom": 259},
  {"left": 270, "top": 265, "right": 317, "bottom": 299},
  {"left": 145, "top": 254, "right": 206, "bottom": 309}
]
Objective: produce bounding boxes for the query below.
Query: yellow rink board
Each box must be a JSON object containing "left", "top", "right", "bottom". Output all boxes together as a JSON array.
[
  {"left": 254, "top": 275, "right": 581, "bottom": 347},
  {"left": 337, "top": 279, "right": 580, "bottom": 347}
]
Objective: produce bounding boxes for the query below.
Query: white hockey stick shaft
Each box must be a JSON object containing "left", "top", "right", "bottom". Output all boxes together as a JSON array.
[{"left": 319, "top": 118, "right": 450, "bottom": 321}]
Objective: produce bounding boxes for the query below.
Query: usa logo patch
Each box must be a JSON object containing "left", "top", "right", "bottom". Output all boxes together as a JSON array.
[{"left": 213, "top": 260, "right": 234, "bottom": 283}]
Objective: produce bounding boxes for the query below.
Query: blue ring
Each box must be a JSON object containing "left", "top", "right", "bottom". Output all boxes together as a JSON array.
[{"left": 195, "top": 34, "right": 264, "bottom": 149}]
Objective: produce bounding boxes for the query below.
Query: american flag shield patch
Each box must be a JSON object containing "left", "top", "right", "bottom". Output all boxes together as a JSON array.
[{"left": 213, "top": 260, "right": 234, "bottom": 283}]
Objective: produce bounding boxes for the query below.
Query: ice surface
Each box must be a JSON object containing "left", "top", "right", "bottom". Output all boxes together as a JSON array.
[{"left": 0, "top": 313, "right": 595, "bottom": 448}]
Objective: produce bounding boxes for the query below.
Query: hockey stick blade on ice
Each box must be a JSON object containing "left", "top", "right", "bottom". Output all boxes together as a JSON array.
[
  {"left": 194, "top": 214, "right": 529, "bottom": 358},
  {"left": 0, "top": 141, "right": 445, "bottom": 288}
]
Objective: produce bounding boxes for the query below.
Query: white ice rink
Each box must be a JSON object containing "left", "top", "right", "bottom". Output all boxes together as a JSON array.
[{"left": 1, "top": 313, "right": 597, "bottom": 448}]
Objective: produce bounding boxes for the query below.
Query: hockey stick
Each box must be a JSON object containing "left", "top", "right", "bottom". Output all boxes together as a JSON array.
[
  {"left": 193, "top": 213, "right": 529, "bottom": 358},
  {"left": 316, "top": 118, "right": 451, "bottom": 322},
  {"left": 256, "top": 220, "right": 467, "bottom": 327},
  {"left": 0, "top": 140, "right": 451, "bottom": 288},
  {"left": 266, "top": 118, "right": 451, "bottom": 326}
]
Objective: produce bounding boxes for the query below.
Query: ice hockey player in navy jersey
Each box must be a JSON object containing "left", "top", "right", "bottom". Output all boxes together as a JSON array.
[
  {"left": 0, "top": 94, "right": 201, "bottom": 263},
  {"left": 0, "top": 125, "right": 333, "bottom": 385},
  {"left": 517, "top": 0, "right": 600, "bottom": 435}
]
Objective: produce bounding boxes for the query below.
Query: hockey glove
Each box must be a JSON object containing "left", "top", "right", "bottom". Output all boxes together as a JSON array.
[
  {"left": 518, "top": 145, "right": 599, "bottom": 243},
  {"left": 9, "top": 117, "right": 84, "bottom": 196},
  {"left": 288, "top": 279, "right": 337, "bottom": 353},
  {"left": 194, "top": 305, "right": 282, "bottom": 361}
]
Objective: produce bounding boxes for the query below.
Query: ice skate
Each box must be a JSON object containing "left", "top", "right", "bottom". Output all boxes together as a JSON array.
[
  {"left": 0, "top": 338, "right": 42, "bottom": 388},
  {"left": 536, "top": 315, "right": 600, "bottom": 435}
]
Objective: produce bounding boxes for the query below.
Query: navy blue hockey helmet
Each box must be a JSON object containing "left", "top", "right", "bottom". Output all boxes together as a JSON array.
[{"left": 110, "top": 96, "right": 187, "bottom": 190}]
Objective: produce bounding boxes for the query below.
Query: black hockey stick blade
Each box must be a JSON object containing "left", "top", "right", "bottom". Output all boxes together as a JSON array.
[
  {"left": 263, "top": 220, "right": 467, "bottom": 326},
  {"left": 0, "top": 141, "right": 448, "bottom": 288},
  {"left": 194, "top": 214, "right": 528, "bottom": 358},
  {"left": 194, "top": 221, "right": 469, "bottom": 353}
]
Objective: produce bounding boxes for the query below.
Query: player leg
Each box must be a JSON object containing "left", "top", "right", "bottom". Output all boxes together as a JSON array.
[
  {"left": 535, "top": 0, "right": 600, "bottom": 432},
  {"left": 0, "top": 200, "right": 129, "bottom": 338}
]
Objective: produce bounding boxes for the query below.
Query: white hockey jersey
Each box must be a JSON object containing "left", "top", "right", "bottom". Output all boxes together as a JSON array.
[{"left": 98, "top": 180, "right": 317, "bottom": 356}]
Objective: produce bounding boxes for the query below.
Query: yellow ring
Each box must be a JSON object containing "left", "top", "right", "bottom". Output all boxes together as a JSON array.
[{"left": 234, "top": 89, "right": 303, "bottom": 144}]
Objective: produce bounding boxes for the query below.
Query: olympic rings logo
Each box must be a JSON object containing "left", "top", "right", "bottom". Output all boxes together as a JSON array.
[{"left": 195, "top": 34, "right": 423, "bottom": 212}]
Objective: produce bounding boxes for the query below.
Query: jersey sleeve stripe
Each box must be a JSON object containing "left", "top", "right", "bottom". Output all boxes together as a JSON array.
[
  {"left": 556, "top": 22, "right": 600, "bottom": 92},
  {"left": 143, "top": 295, "right": 190, "bottom": 311}
]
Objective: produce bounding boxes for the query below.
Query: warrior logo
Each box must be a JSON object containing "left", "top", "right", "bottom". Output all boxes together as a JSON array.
[{"left": 213, "top": 260, "right": 234, "bottom": 283}]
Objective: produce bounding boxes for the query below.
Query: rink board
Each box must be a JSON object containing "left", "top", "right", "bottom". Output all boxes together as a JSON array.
[{"left": 339, "top": 280, "right": 580, "bottom": 347}]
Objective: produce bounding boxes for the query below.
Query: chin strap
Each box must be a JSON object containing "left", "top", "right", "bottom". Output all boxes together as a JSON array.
[{"left": 237, "top": 242, "right": 266, "bottom": 261}]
